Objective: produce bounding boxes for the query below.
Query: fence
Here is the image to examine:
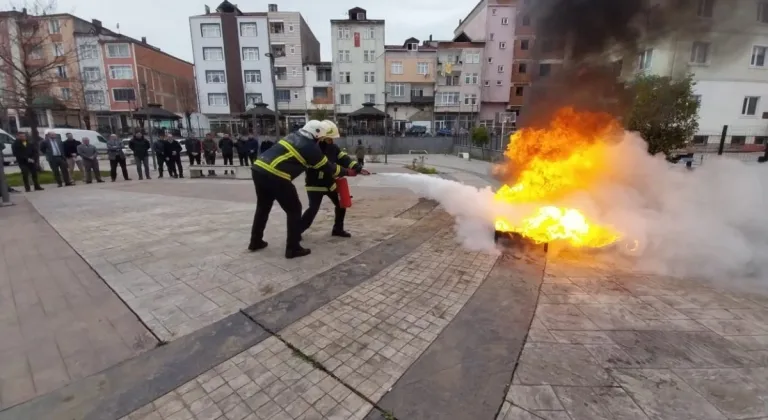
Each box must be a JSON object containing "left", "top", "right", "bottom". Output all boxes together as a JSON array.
[{"left": 680, "top": 125, "right": 768, "bottom": 166}]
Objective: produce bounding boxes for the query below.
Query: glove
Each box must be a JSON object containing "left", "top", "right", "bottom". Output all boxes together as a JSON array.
[
  {"left": 347, "top": 169, "right": 357, "bottom": 177},
  {"left": 360, "top": 169, "right": 371, "bottom": 175}
]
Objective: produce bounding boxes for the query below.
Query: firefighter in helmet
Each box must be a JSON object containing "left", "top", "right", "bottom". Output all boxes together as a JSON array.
[
  {"left": 249, "top": 120, "right": 363, "bottom": 259},
  {"left": 300, "top": 120, "right": 368, "bottom": 238}
]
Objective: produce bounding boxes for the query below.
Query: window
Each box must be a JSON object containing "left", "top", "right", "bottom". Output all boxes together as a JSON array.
[
  {"left": 497, "top": 65, "right": 505, "bottom": 73},
  {"left": 520, "top": 40, "right": 530, "bottom": 50},
  {"left": 742, "top": 96, "right": 759, "bottom": 116},
  {"left": 501, "top": 17, "right": 509, "bottom": 25},
  {"left": 288, "top": 24, "right": 294, "bottom": 32},
  {"left": 271, "top": 44, "right": 285, "bottom": 57},
  {"left": 519, "top": 63, "right": 528, "bottom": 73},
  {"left": 693, "top": 94, "right": 702, "bottom": 106},
  {"left": 201, "top": 23, "right": 221, "bottom": 37},
  {"left": 364, "top": 94, "right": 376, "bottom": 103},
  {"left": 245, "top": 93, "right": 263, "bottom": 105},
  {"left": 364, "top": 27, "right": 375, "bottom": 39},
  {"left": 751, "top": 46, "right": 766, "bottom": 67},
  {"left": 276, "top": 89, "right": 291, "bottom": 102},
  {"left": 411, "top": 87, "right": 425, "bottom": 97},
  {"left": 515, "top": 86, "right": 524, "bottom": 96},
  {"left": 697, "top": 0, "right": 714, "bottom": 17},
  {"left": 484, "top": 80, "right": 490, "bottom": 86},
  {"left": 289, "top": 45, "right": 295, "bottom": 55},
  {"left": 313, "top": 87, "right": 328, "bottom": 99},
  {"left": 85, "top": 90, "right": 104, "bottom": 105},
  {"left": 337, "top": 27, "right": 351, "bottom": 39},
  {"left": 292, "top": 67, "right": 298, "bottom": 76},
  {"left": 79, "top": 44, "right": 98, "bottom": 59},
  {"left": 391, "top": 61, "right": 403, "bottom": 74},
  {"left": 488, "top": 57, "right": 494, "bottom": 63},
  {"left": 107, "top": 43, "right": 130, "bottom": 58},
  {"left": 436, "top": 92, "right": 460, "bottom": 105},
  {"left": 109, "top": 65, "right": 133, "bottom": 80},
  {"left": 83, "top": 67, "right": 100, "bottom": 82},
  {"left": 29, "top": 47, "right": 43, "bottom": 60},
  {"left": 56, "top": 65, "right": 67, "bottom": 78},
  {"left": 499, "top": 42, "right": 507, "bottom": 49},
  {"left": 490, "top": 33, "right": 495, "bottom": 41},
  {"left": 417, "top": 62, "right": 429, "bottom": 74},
  {"left": 390, "top": 83, "right": 405, "bottom": 97},
  {"left": 48, "top": 19, "right": 60, "bottom": 34},
  {"left": 61, "top": 88, "right": 71, "bottom": 100},
  {"left": 113, "top": 88, "right": 136, "bottom": 102},
  {"left": 244, "top": 70, "right": 261, "bottom": 83},
  {"left": 269, "top": 22, "right": 285, "bottom": 34},
  {"left": 337, "top": 71, "right": 351, "bottom": 83},
  {"left": 340, "top": 94, "right": 351, "bottom": 105},
  {"left": 760, "top": 1, "right": 768, "bottom": 23},
  {"left": 337, "top": 50, "right": 350, "bottom": 62},
  {"left": 522, "top": 15, "right": 531, "bottom": 25},
  {"left": 205, "top": 70, "right": 225, "bottom": 83},
  {"left": 363, "top": 50, "right": 376, "bottom": 62},
  {"left": 637, "top": 49, "right": 653, "bottom": 70},
  {"left": 692, "top": 135, "right": 708, "bottom": 144},
  {"left": 356, "top": 12, "right": 366, "bottom": 20},
  {"left": 240, "top": 22, "right": 257, "bottom": 37},
  {"left": 731, "top": 136, "right": 746, "bottom": 145},
  {"left": 539, "top": 63, "right": 551, "bottom": 76},
  {"left": 317, "top": 68, "right": 332, "bottom": 82},
  {"left": 203, "top": 47, "right": 224, "bottom": 61},
  {"left": 464, "top": 94, "right": 477, "bottom": 105},
  {"left": 364, "top": 71, "right": 375, "bottom": 83},
  {"left": 241, "top": 47, "right": 259, "bottom": 61},
  {"left": 445, "top": 75, "right": 460, "bottom": 86},
  {"left": 275, "top": 67, "right": 287, "bottom": 80},
  {"left": 492, "top": 8, "right": 497, "bottom": 15},
  {"left": 207, "top": 93, "right": 228, "bottom": 106},
  {"left": 53, "top": 43, "right": 64, "bottom": 57},
  {"left": 755, "top": 136, "right": 767, "bottom": 144},
  {"left": 464, "top": 73, "right": 479, "bottom": 84},
  {"left": 407, "top": 43, "right": 418, "bottom": 51},
  {"left": 496, "top": 80, "right": 503, "bottom": 86},
  {"left": 690, "top": 42, "right": 710, "bottom": 64},
  {"left": 465, "top": 53, "right": 480, "bottom": 64}
]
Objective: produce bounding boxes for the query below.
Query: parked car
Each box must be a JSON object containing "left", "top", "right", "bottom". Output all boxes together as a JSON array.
[
  {"left": 405, "top": 125, "right": 428, "bottom": 137},
  {"left": 435, "top": 128, "right": 453, "bottom": 137},
  {"left": 1, "top": 128, "right": 16, "bottom": 165},
  {"left": 45, "top": 128, "right": 109, "bottom": 152}
]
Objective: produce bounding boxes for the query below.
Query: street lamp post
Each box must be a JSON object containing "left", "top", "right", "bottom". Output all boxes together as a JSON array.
[
  {"left": 383, "top": 91, "right": 389, "bottom": 164},
  {"left": 265, "top": 52, "right": 281, "bottom": 140}
]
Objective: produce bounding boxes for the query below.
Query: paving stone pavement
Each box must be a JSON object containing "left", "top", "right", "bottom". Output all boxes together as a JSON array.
[
  {"left": 26, "top": 177, "right": 422, "bottom": 342},
  {"left": 0, "top": 197, "right": 156, "bottom": 410}
]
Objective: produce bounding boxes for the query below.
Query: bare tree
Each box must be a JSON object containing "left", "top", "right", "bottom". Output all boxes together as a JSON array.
[
  {"left": 176, "top": 79, "right": 197, "bottom": 136},
  {"left": 0, "top": 0, "right": 78, "bottom": 140}
]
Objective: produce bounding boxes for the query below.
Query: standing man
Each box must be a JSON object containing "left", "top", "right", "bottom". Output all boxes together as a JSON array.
[
  {"left": 300, "top": 121, "right": 366, "bottom": 238},
  {"left": 202, "top": 133, "right": 218, "bottom": 176},
  {"left": 236, "top": 133, "right": 249, "bottom": 166},
  {"left": 152, "top": 136, "right": 166, "bottom": 178},
  {"left": 39, "top": 131, "right": 73, "bottom": 187},
  {"left": 249, "top": 120, "right": 367, "bottom": 259},
  {"left": 11, "top": 132, "right": 43, "bottom": 192},
  {"left": 107, "top": 134, "right": 131, "bottom": 182},
  {"left": 354, "top": 139, "right": 366, "bottom": 168},
  {"left": 218, "top": 133, "right": 235, "bottom": 175},
  {"left": 245, "top": 134, "right": 259, "bottom": 163},
  {"left": 164, "top": 135, "right": 184, "bottom": 178},
  {"left": 185, "top": 136, "right": 202, "bottom": 167},
  {"left": 77, "top": 137, "right": 104, "bottom": 184},
  {"left": 259, "top": 136, "right": 274, "bottom": 155},
  {"left": 63, "top": 133, "right": 84, "bottom": 183},
  {"left": 128, "top": 131, "right": 152, "bottom": 180}
]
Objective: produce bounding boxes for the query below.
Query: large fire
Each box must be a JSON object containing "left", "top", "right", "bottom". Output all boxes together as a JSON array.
[{"left": 494, "top": 107, "right": 623, "bottom": 248}]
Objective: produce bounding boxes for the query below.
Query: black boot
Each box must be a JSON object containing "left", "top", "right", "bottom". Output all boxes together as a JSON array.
[
  {"left": 332, "top": 229, "right": 351, "bottom": 238},
  {"left": 285, "top": 246, "right": 311, "bottom": 259},
  {"left": 248, "top": 240, "right": 268, "bottom": 252}
]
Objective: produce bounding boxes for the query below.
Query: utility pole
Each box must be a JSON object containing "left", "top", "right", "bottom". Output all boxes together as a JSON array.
[
  {"left": 383, "top": 91, "right": 388, "bottom": 164},
  {"left": 266, "top": 53, "right": 281, "bottom": 140}
]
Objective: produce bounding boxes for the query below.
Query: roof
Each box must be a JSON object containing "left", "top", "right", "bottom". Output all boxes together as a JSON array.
[
  {"left": 189, "top": 12, "right": 267, "bottom": 17},
  {"left": 437, "top": 41, "right": 486, "bottom": 49},
  {"left": 385, "top": 45, "right": 437, "bottom": 52},
  {"left": 331, "top": 19, "right": 384, "bottom": 24}
]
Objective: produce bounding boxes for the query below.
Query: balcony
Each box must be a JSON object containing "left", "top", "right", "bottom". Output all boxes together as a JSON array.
[
  {"left": 411, "top": 95, "right": 434, "bottom": 105},
  {"left": 269, "top": 22, "right": 285, "bottom": 34}
]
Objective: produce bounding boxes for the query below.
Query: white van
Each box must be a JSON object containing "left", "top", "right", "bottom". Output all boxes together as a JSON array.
[
  {"left": 1, "top": 128, "right": 16, "bottom": 164},
  {"left": 44, "top": 128, "right": 110, "bottom": 152}
]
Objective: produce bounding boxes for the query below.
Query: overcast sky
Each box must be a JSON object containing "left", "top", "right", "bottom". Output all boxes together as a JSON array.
[{"left": 43, "top": 0, "right": 469, "bottom": 62}]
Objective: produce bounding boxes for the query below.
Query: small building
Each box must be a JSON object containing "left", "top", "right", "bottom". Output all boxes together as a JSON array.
[{"left": 384, "top": 37, "right": 437, "bottom": 132}]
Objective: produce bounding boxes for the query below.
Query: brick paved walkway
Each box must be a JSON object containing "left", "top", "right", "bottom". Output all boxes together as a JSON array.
[{"left": 0, "top": 197, "right": 156, "bottom": 410}]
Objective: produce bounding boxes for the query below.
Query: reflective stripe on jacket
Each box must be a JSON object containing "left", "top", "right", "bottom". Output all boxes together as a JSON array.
[
  {"left": 304, "top": 143, "right": 360, "bottom": 192},
  {"left": 252, "top": 131, "right": 349, "bottom": 182}
]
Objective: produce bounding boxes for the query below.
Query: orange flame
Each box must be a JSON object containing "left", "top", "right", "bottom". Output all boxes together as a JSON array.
[{"left": 494, "top": 107, "right": 622, "bottom": 248}]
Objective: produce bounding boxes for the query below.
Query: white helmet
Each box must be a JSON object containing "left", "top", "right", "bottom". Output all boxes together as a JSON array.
[
  {"left": 301, "top": 120, "right": 325, "bottom": 138},
  {"left": 320, "top": 120, "right": 340, "bottom": 139}
]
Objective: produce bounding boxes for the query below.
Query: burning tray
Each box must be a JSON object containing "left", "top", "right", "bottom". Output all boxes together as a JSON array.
[{"left": 494, "top": 230, "right": 549, "bottom": 252}]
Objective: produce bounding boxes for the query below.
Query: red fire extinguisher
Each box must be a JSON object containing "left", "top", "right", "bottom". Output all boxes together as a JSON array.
[{"left": 336, "top": 177, "right": 352, "bottom": 208}]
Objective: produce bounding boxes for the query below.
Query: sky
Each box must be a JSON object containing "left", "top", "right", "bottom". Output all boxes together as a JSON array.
[{"left": 38, "top": 0, "right": 471, "bottom": 62}]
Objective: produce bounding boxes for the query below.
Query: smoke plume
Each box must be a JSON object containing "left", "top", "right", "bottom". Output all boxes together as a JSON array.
[{"left": 371, "top": 136, "right": 768, "bottom": 285}]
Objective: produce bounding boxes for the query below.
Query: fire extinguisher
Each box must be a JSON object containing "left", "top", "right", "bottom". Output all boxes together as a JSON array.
[{"left": 336, "top": 177, "right": 352, "bottom": 208}]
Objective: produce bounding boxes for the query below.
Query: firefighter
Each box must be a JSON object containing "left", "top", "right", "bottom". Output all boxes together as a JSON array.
[
  {"left": 249, "top": 120, "right": 364, "bottom": 259},
  {"left": 300, "top": 120, "right": 368, "bottom": 238}
]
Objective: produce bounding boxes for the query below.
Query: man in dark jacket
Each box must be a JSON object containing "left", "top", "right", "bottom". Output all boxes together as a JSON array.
[
  {"left": 235, "top": 134, "right": 249, "bottom": 166},
  {"left": 218, "top": 134, "right": 235, "bottom": 175},
  {"left": 300, "top": 133, "right": 364, "bottom": 238},
  {"left": 11, "top": 132, "right": 43, "bottom": 192},
  {"left": 163, "top": 135, "right": 184, "bottom": 178},
  {"left": 250, "top": 120, "right": 366, "bottom": 259},
  {"left": 202, "top": 133, "right": 217, "bottom": 176},
  {"left": 62, "top": 133, "right": 83, "bottom": 183},
  {"left": 152, "top": 137, "right": 166, "bottom": 178},
  {"left": 40, "top": 131, "right": 73, "bottom": 187},
  {"left": 128, "top": 132, "right": 152, "bottom": 180},
  {"left": 259, "top": 137, "right": 274, "bottom": 155},
  {"left": 185, "top": 137, "right": 202, "bottom": 167},
  {"left": 245, "top": 135, "right": 259, "bottom": 162}
]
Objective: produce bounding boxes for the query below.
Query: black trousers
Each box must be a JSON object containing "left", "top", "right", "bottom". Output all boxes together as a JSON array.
[
  {"left": 18, "top": 162, "right": 41, "bottom": 191},
  {"left": 204, "top": 153, "right": 216, "bottom": 175},
  {"left": 48, "top": 156, "right": 71, "bottom": 186},
  {"left": 250, "top": 171, "right": 303, "bottom": 250},
  {"left": 300, "top": 190, "right": 345, "bottom": 233},
  {"left": 109, "top": 155, "right": 129, "bottom": 181},
  {"left": 188, "top": 153, "right": 201, "bottom": 165},
  {"left": 238, "top": 154, "right": 249, "bottom": 166},
  {"left": 222, "top": 153, "right": 234, "bottom": 174},
  {"left": 156, "top": 155, "right": 165, "bottom": 177},
  {"left": 167, "top": 155, "right": 183, "bottom": 177}
]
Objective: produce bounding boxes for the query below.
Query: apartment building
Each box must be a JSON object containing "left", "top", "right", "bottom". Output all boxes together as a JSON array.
[
  {"left": 384, "top": 38, "right": 437, "bottom": 131},
  {"left": 453, "top": 0, "right": 517, "bottom": 122},
  {"left": 189, "top": 1, "right": 272, "bottom": 132},
  {"left": 434, "top": 42, "right": 485, "bottom": 130},
  {"left": 266, "top": 3, "right": 321, "bottom": 126},
  {"left": 331, "top": 7, "right": 386, "bottom": 116},
  {"left": 619, "top": 0, "right": 768, "bottom": 145},
  {"left": 0, "top": 10, "right": 194, "bottom": 135},
  {"left": 305, "top": 62, "right": 334, "bottom": 116}
]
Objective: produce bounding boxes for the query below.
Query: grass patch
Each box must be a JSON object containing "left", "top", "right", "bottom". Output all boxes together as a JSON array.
[
  {"left": 5, "top": 170, "right": 111, "bottom": 187},
  {"left": 412, "top": 166, "right": 438, "bottom": 174}
]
